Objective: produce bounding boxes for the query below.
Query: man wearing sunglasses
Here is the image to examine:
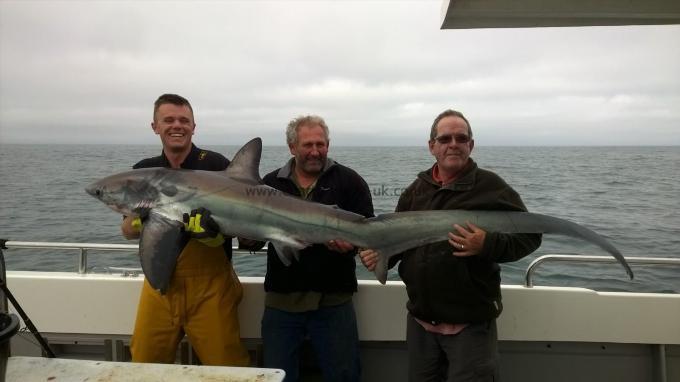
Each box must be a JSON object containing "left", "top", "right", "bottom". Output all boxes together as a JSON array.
[{"left": 360, "top": 109, "right": 541, "bottom": 381}]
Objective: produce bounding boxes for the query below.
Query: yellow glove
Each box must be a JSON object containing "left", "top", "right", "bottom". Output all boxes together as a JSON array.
[
  {"left": 131, "top": 217, "right": 143, "bottom": 231},
  {"left": 182, "top": 207, "right": 225, "bottom": 247}
]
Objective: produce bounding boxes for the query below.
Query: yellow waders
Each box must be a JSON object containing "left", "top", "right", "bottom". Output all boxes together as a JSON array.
[{"left": 130, "top": 240, "right": 250, "bottom": 366}]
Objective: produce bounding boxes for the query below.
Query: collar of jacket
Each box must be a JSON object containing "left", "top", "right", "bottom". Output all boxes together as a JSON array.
[
  {"left": 419, "top": 158, "right": 478, "bottom": 192},
  {"left": 159, "top": 144, "right": 202, "bottom": 169},
  {"left": 275, "top": 157, "right": 337, "bottom": 180}
]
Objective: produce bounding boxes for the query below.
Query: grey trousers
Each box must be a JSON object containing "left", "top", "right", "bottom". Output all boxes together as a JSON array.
[{"left": 407, "top": 313, "right": 499, "bottom": 382}]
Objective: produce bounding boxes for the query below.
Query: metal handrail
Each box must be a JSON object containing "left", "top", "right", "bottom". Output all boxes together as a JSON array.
[
  {"left": 1, "top": 240, "right": 263, "bottom": 275},
  {"left": 524, "top": 254, "right": 680, "bottom": 287},
  {"left": 3, "top": 241, "right": 138, "bottom": 274},
  {"left": 7, "top": 241, "right": 679, "bottom": 288}
]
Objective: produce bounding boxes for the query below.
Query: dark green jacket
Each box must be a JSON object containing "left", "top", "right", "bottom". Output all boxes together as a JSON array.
[{"left": 394, "top": 159, "right": 542, "bottom": 324}]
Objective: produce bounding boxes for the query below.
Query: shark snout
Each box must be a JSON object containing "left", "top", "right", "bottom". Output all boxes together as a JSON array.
[{"left": 85, "top": 182, "right": 103, "bottom": 199}]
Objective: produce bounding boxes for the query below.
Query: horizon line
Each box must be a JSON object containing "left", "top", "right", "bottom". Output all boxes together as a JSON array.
[{"left": 1, "top": 142, "right": 679, "bottom": 148}]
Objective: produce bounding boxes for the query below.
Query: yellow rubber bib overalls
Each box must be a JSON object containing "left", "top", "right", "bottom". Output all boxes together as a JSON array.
[{"left": 130, "top": 240, "right": 250, "bottom": 366}]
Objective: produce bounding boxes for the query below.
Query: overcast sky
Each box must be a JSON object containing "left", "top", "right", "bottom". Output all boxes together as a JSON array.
[{"left": 1, "top": 1, "right": 679, "bottom": 146}]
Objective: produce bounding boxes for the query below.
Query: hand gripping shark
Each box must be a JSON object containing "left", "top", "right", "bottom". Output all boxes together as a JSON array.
[{"left": 86, "top": 138, "right": 633, "bottom": 293}]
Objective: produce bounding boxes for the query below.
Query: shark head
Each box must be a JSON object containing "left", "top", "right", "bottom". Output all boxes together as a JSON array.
[
  {"left": 86, "top": 137, "right": 264, "bottom": 219},
  {"left": 85, "top": 168, "right": 177, "bottom": 216}
]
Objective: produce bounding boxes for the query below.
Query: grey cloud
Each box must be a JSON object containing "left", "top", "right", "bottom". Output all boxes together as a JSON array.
[{"left": 1, "top": 1, "right": 679, "bottom": 146}]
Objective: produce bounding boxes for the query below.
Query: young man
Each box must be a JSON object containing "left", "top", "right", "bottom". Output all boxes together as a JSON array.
[
  {"left": 361, "top": 109, "right": 542, "bottom": 381},
  {"left": 121, "top": 93, "right": 249, "bottom": 366},
  {"left": 261, "top": 115, "right": 373, "bottom": 382}
]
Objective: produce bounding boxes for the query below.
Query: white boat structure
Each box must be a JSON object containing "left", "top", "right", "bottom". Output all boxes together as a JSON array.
[
  {"left": 2, "top": 1, "right": 679, "bottom": 381},
  {"left": 1, "top": 240, "right": 679, "bottom": 382}
]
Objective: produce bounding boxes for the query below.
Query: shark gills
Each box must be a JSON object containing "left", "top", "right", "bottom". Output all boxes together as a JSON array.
[{"left": 86, "top": 138, "right": 633, "bottom": 293}]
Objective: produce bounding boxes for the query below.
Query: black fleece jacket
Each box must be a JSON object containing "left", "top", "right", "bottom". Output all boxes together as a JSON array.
[{"left": 263, "top": 159, "right": 374, "bottom": 293}]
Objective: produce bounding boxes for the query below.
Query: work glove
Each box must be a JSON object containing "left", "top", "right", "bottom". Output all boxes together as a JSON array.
[
  {"left": 183, "top": 207, "right": 225, "bottom": 247},
  {"left": 127, "top": 208, "right": 150, "bottom": 233},
  {"left": 131, "top": 217, "right": 143, "bottom": 231}
]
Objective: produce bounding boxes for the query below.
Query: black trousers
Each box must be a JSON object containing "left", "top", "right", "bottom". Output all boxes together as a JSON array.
[{"left": 406, "top": 313, "right": 499, "bottom": 382}]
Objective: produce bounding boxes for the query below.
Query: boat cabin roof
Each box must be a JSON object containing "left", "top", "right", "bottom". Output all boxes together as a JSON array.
[{"left": 440, "top": 0, "right": 680, "bottom": 29}]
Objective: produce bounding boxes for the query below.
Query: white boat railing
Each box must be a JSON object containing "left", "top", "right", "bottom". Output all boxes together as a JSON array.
[
  {"left": 0, "top": 240, "right": 139, "bottom": 275},
  {"left": 0, "top": 240, "right": 267, "bottom": 275},
  {"left": 3, "top": 240, "right": 680, "bottom": 289},
  {"left": 524, "top": 254, "right": 680, "bottom": 287}
]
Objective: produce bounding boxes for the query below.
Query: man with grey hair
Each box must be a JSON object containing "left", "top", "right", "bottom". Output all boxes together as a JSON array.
[
  {"left": 260, "top": 115, "right": 374, "bottom": 382},
  {"left": 360, "top": 109, "right": 541, "bottom": 381}
]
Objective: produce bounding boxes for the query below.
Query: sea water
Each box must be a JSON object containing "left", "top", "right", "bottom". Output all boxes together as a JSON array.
[{"left": 0, "top": 144, "right": 678, "bottom": 293}]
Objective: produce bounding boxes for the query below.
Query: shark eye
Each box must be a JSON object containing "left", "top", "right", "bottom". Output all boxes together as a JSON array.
[
  {"left": 160, "top": 185, "right": 178, "bottom": 197},
  {"left": 95, "top": 189, "right": 102, "bottom": 196}
]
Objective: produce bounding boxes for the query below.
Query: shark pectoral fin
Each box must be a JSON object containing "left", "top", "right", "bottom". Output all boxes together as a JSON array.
[
  {"left": 268, "top": 234, "right": 309, "bottom": 266},
  {"left": 139, "top": 212, "right": 188, "bottom": 294}
]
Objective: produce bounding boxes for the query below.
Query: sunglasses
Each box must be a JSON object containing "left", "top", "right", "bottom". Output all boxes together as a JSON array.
[{"left": 432, "top": 133, "right": 471, "bottom": 145}]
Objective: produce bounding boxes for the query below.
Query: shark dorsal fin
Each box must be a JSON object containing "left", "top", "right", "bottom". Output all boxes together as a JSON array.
[{"left": 225, "top": 137, "right": 263, "bottom": 185}]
